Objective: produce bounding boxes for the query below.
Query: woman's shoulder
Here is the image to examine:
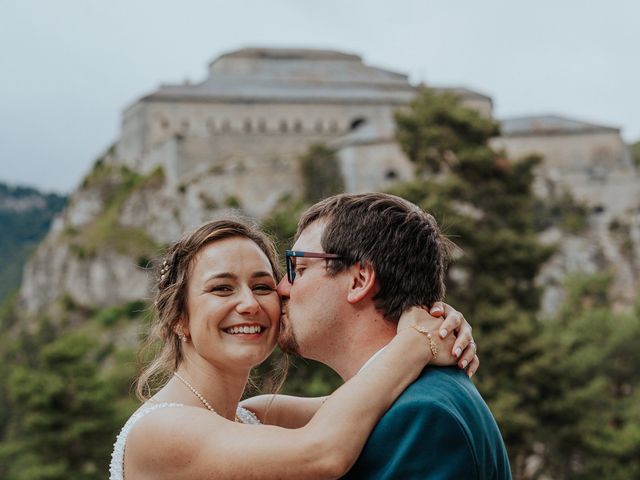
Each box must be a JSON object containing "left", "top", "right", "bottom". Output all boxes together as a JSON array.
[
  {"left": 126, "top": 401, "right": 214, "bottom": 445},
  {"left": 110, "top": 402, "right": 185, "bottom": 480},
  {"left": 122, "top": 402, "right": 223, "bottom": 477}
]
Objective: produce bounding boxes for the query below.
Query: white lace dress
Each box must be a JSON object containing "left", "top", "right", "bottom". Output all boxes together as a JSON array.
[{"left": 109, "top": 403, "right": 261, "bottom": 480}]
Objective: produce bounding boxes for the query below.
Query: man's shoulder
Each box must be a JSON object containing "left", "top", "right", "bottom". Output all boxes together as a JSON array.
[
  {"left": 385, "top": 367, "right": 501, "bottom": 439},
  {"left": 393, "top": 366, "right": 480, "bottom": 409},
  {"left": 343, "top": 367, "right": 512, "bottom": 479}
]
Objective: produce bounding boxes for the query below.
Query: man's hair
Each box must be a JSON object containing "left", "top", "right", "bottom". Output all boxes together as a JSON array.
[{"left": 297, "top": 193, "right": 453, "bottom": 322}]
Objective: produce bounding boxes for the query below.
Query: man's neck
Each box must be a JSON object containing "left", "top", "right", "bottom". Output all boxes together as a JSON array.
[{"left": 316, "top": 312, "right": 396, "bottom": 381}]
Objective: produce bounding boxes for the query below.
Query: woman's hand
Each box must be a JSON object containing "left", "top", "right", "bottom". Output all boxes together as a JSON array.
[
  {"left": 397, "top": 307, "right": 456, "bottom": 365},
  {"left": 398, "top": 304, "right": 479, "bottom": 377},
  {"left": 429, "top": 302, "right": 479, "bottom": 377}
]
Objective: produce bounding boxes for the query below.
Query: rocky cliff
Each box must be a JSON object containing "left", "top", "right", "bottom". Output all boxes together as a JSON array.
[
  {"left": 17, "top": 149, "right": 257, "bottom": 316},
  {"left": 17, "top": 143, "right": 640, "bottom": 319}
]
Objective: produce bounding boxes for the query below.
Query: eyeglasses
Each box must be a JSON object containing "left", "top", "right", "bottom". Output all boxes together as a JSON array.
[{"left": 285, "top": 250, "right": 342, "bottom": 284}]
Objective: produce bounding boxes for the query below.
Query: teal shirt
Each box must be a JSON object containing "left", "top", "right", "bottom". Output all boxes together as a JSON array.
[{"left": 342, "top": 367, "right": 512, "bottom": 479}]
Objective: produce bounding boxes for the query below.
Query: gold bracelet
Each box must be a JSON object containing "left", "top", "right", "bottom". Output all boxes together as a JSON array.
[{"left": 410, "top": 324, "right": 439, "bottom": 360}]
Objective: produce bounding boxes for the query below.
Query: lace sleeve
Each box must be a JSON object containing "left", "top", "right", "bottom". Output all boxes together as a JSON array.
[{"left": 236, "top": 405, "right": 262, "bottom": 424}]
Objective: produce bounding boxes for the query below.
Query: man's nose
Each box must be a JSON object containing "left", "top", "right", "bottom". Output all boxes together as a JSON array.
[{"left": 276, "top": 276, "right": 291, "bottom": 299}]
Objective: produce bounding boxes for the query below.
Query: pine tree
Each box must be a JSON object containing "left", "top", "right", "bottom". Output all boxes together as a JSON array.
[
  {"left": 530, "top": 274, "right": 640, "bottom": 479},
  {"left": 392, "top": 87, "right": 553, "bottom": 473},
  {"left": 0, "top": 327, "right": 123, "bottom": 480}
]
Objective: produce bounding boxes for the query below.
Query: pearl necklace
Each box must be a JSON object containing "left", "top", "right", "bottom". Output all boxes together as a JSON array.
[{"left": 173, "top": 372, "right": 217, "bottom": 413}]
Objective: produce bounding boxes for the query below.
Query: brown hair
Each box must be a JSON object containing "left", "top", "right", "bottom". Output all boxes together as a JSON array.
[
  {"left": 297, "top": 193, "right": 453, "bottom": 322},
  {"left": 135, "top": 218, "right": 283, "bottom": 401}
]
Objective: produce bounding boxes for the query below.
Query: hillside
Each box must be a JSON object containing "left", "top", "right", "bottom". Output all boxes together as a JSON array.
[{"left": 0, "top": 182, "right": 66, "bottom": 304}]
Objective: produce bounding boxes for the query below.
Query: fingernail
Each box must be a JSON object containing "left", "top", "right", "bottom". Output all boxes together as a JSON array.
[
  {"left": 431, "top": 306, "right": 443, "bottom": 313},
  {"left": 439, "top": 329, "right": 447, "bottom": 339},
  {"left": 454, "top": 348, "right": 462, "bottom": 358},
  {"left": 462, "top": 360, "right": 468, "bottom": 369},
  {"left": 469, "top": 371, "right": 475, "bottom": 378}
]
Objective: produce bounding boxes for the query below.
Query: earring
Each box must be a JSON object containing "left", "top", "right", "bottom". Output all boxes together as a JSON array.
[{"left": 176, "top": 328, "right": 188, "bottom": 342}]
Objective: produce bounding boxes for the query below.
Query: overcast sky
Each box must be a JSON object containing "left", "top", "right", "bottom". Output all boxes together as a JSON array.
[{"left": 1, "top": 0, "right": 638, "bottom": 194}]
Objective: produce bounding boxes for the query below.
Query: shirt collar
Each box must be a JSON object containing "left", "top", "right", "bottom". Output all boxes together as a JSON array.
[{"left": 357, "top": 345, "right": 389, "bottom": 374}]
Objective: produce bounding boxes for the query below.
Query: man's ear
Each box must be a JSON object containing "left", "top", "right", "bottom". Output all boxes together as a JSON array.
[{"left": 346, "top": 261, "right": 377, "bottom": 304}]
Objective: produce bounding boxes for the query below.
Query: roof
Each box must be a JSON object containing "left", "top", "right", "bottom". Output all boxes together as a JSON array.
[
  {"left": 142, "top": 47, "right": 416, "bottom": 105},
  {"left": 500, "top": 115, "right": 620, "bottom": 137},
  {"left": 214, "top": 47, "right": 362, "bottom": 63}
]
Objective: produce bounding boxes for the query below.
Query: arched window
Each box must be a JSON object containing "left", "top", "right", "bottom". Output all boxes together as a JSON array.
[
  {"left": 221, "top": 119, "right": 231, "bottom": 133},
  {"left": 279, "top": 120, "right": 288, "bottom": 133},
  {"left": 257, "top": 119, "right": 267, "bottom": 133},
  {"left": 314, "top": 120, "right": 324, "bottom": 133},
  {"left": 350, "top": 117, "right": 366, "bottom": 130},
  {"left": 293, "top": 120, "right": 303, "bottom": 133}
]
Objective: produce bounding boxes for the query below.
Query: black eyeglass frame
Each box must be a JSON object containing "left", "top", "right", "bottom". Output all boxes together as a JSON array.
[{"left": 285, "top": 250, "right": 342, "bottom": 284}]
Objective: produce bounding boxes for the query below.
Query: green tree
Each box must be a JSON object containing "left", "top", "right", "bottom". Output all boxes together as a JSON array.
[
  {"left": 632, "top": 140, "right": 640, "bottom": 167},
  {"left": 261, "top": 196, "right": 308, "bottom": 258},
  {"left": 530, "top": 274, "right": 640, "bottom": 479},
  {"left": 0, "top": 183, "right": 67, "bottom": 303},
  {"left": 0, "top": 327, "right": 126, "bottom": 480},
  {"left": 394, "top": 88, "right": 499, "bottom": 174},
  {"left": 392, "top": 86, "right": 553, "bottom": 475},
  {"left": 299, "top": 143, "right": 345, "bottom": 203}
]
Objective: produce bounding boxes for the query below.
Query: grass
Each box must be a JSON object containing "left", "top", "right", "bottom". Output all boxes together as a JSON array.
[{"left": 69, "top": 166, "right": 164, "bottom": 258}]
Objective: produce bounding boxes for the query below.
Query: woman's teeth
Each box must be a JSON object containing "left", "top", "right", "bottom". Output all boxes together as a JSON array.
[{"left": 225, "top": 325, "right": 263, "bottom": 334}]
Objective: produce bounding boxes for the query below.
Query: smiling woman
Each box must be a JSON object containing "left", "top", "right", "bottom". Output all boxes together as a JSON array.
[
  {"left": 178, "top": 236, "right": 281, "bottom": 376},
  {"left": 110, "top": 218, "right": 477, "bottom": 480}
]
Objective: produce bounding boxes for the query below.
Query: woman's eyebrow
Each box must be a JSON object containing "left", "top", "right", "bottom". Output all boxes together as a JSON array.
[
  {"left": 204, "top": 271, "right": 273, "bottom": 282},
  {"left": 252, "top": 271, "right": 274, "bottom": 279},
  {"left": 204, "top": 272, "right": 237, "bottom": 282}
]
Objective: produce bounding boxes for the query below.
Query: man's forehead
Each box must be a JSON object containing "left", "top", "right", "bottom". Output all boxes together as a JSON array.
[{"left": 292, "top": 221, "right": 326, "bottom": 251}]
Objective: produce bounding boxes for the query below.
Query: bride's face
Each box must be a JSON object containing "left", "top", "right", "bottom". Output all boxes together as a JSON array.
[{"left": 181, "top": 237, "right": 281, "bottom": 371}]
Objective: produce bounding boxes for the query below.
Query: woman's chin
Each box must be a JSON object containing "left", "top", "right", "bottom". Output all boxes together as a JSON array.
[{"left": 225, "top": 345, "right": 277, "bottom": 371}]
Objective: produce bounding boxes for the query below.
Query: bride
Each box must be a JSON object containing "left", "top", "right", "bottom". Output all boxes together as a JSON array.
[{"left": 110, "top": 219, "right": 477, "bottom": 479}]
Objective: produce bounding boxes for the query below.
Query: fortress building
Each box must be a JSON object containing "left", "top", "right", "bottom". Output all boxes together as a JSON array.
[
  {"left": 110, "top": 47, "right": 635, "bottom": 220},
  {"left": 493, "top": 114, "right": 636, "bottom": 218},
  {"left": 114, "top": 47, "right": 492, "bottom": 217}
]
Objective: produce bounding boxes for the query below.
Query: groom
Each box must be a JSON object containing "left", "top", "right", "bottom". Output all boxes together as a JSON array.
[{"left": 277, "top": 192, "right": 511, "bottom": 479}]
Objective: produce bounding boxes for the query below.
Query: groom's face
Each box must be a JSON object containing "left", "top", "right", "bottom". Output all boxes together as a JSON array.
[{"left": 276, "top": 221, "right": 345, "bottom": 358}]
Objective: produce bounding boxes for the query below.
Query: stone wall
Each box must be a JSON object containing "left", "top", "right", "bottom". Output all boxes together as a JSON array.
[
  {"left": 117, "top": 99, "right": 400, "bottom": 167},
  {"left": 338, "top": 140, "right": 414, "bottom": 193},
  {"left": 492, "top": 131, "right": 632, "bottom": 174},
  {"left": 492, "top": 131, "right": 638, "bottom": 217}
]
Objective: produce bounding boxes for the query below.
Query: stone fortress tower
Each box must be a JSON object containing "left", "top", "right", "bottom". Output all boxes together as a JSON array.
[{"left": 114, "top": 47, "right": 492, "bottom": 217}]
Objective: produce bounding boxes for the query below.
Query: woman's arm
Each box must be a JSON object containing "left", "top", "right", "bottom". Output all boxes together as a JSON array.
[
  {"left": 241, "top": 394, "right": 327, "bottom": 428},
  {"left": 126, "top": 312, "right": 458, "bottom": 480},
  {"left": 242, "top": 303, "right": 478, "bottom": 429}
]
